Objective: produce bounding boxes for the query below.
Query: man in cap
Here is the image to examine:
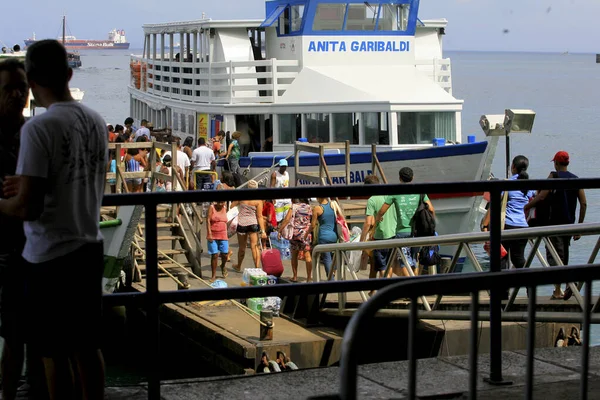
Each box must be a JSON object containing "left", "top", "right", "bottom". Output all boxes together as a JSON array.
[
  {"left": 270, "top": 159, "right": 292, "bottom": 225},
  {"left": 525, "top": 150, "right": 587, "bottom": 299}
]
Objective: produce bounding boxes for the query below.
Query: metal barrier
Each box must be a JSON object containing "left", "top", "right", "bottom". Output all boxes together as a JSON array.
[
  {"left": 312, "top": 223, "right": 600, "bottom": 314},
  {"left": 102, "top": 178, "right": 600, "bottom": 399},
  {"left": 337, "top": 265, "right": 599, "bottom": 400}
]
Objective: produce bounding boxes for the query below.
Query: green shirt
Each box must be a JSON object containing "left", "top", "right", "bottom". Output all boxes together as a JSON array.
[
  {"left": 384, "top": 194, "right": 430, "bottom": 234},
  {"left": 366, "top": 195, "right": 397, "bottom": 240}
]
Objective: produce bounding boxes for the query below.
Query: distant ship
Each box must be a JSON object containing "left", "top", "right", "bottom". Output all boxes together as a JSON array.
[{"left": 24, "top": 28, "right": 130, "bottom": 50}]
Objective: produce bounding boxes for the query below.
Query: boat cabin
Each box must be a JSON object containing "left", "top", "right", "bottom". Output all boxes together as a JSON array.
[{"left": 129, "top": 0, "right": 462, "bottom": 151}]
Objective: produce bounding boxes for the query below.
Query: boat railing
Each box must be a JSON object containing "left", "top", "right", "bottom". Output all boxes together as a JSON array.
[
  {"left": 415, "top": 58, "right": 452, "bottom": 94},
  {"left": 129, "top": 55, "right": 301, "bottom": 105}
]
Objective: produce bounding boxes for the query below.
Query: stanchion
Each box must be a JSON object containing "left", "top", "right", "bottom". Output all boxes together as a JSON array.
[{"left": 260, "top": 310, "right": 274, "bottom": 341}]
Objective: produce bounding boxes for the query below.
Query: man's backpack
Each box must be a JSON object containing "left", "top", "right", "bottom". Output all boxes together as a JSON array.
[{"left": 411, "top": 194, "right": 436, "bottom": 237}]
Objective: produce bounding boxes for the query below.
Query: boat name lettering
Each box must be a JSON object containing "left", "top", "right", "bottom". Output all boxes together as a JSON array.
[
  {"left": 87, "top": 42, "right": 115, "bottom": 47},
  {"left": 298, "top": 170, "right": 372, "bottom": 186},
  {"left": 307, "top": 40, "right": 410, "bottom": 53}
]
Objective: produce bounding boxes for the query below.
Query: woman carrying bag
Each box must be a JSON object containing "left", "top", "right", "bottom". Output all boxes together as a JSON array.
[{"left": 481, "top": 155, "right": 535, "bottom": 273}]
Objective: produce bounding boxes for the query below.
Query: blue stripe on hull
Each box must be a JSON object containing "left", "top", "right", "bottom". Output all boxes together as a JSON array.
[{"left": 227, "top": 141, "right": 488, "bottom": 169}]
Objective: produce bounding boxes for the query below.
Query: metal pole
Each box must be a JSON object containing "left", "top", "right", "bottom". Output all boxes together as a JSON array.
[
  {"left": 145, "top": 205, "right": 161, "bottom": 399},
  {"left": 505, "top": 132, "right": 510, "bottom": 179},
  {"left": 485, "top": 189, "right": 511, "bottom": 385}
]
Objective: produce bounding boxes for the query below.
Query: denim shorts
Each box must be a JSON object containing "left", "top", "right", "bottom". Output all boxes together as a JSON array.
[{"left": 207, "top": 239, "right": 229, "bottom": 255}]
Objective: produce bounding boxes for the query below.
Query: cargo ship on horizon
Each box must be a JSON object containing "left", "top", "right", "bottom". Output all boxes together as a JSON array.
[{"left": 24, "top": 28, "right": 130, "bottom": 50}]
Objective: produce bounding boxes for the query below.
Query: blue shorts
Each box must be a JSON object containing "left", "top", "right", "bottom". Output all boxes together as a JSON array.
[
  {"left": 207, "top": 239, "right": 229, "bottom": 255},
  {"left": 372, "top": 237, "right": 393, "bottom": 272}
]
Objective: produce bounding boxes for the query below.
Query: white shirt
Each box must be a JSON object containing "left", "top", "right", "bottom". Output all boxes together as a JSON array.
[
  {"left": 16, "top": 101, "right": 107, "bottom": 263},
  {"left": 191, "top": 146, "right": 215, "bottom": 170},
  {"left": 162, "top": 149, "right": 191, "bottom": 172},
  {"left": 135, "top": 127, "right": 150, "bottom": 139}
]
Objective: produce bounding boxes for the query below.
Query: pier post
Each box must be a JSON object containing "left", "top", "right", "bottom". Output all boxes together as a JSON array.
[
  {"left": 260, "top": 310, "right": 274, "bottom": 341},
  {"left": 484, "top": 189, "right": 512, "bottom": 386},
  {"left": 144, "top": 205, "right": 161, "bottom": 399}
]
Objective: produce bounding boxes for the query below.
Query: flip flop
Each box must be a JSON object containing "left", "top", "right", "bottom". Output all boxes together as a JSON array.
[
  {"left": 221, "top": 266, "right": 229, "bottom": 278},
  {"left": 289, "top": 278, "right": 298, "bottom": 283},
  {"left": 232, "top": 264, "right": 242, "bottom": 273},
  {"left": 551, "top": 294, "right": 564, "bottom": 300}
]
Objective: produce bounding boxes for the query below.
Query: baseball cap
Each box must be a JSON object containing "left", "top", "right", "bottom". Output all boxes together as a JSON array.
[
  {"left": 552, "top": 151, "right": 569, "bottom": 164},
  {"left": 278, "top": 159, "right": 288, "bottom": 167}
]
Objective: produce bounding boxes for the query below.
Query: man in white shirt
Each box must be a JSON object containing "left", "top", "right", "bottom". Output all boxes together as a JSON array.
[
  {"left": 162, "top": 137, "right": 191, "bottom": 185},
  {"left": 191, "top": 137, "right": 215, "bottom": 190},
  {"left": 134, "top": 119, "right": 150, "bottom": 140},
  {"left": 0, "top": 40, "right": 106, "bottom": 400}
]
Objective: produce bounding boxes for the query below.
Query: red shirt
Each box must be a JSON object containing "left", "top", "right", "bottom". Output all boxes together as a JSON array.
[
  {"left": 109, "top": 132, "right": 118, "bottom": 142},
  {"left": 209, "top": 205, "right": 228, "bottom": 240},
  {"left": 263, "top": 202, "right": 277, "bottom": 227}
]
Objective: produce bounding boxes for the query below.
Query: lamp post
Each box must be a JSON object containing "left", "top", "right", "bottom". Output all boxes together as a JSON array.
[
  {"left": 480, "top": 109, "right": 536, "bottom": 178},
  {"left": 478, "top": 109, "right": 535, "bottom": 385}
]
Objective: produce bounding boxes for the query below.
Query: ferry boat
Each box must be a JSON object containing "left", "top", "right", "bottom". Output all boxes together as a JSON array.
[
  {"left": 127, "top": 0, "right": 499, "bottom": 254},
  {"left": 25, "top": 28, "right": 130, "bottom": 50}
]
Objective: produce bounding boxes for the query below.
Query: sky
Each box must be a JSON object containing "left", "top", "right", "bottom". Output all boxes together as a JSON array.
[{"left": 2, "top": 0, "right": 599, "bottom": 53}]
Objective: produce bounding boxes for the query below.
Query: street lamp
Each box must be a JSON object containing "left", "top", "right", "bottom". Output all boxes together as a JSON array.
[{"left": 480, "top": 109, "right": 536, "bottom": 178}]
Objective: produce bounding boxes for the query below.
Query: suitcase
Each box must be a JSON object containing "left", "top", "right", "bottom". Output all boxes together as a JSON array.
[{"left": 261, "top": 247, "right": 284, "bottom": 277}]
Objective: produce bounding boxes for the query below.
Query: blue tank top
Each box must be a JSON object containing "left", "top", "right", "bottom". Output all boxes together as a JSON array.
[
  {"left": 125, "top": 156, "right": 140, "bottom": 173},
  {"left": 318, "top": 201, "right": 337, "bottom": 244}
]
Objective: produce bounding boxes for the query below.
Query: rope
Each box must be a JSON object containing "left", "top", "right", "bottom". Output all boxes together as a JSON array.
[{"left": 134, "top": 234, "right": 270, "bottom": 327}]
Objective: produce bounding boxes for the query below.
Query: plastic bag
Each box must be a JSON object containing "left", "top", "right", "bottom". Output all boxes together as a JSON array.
[
  {"left": 269, "top": 232, "right": 291, "bottom": 260},
  {"left": 346, "top": 227, "right": 362, "bottom": 272},
  {"left": 483, "top": 241, "right": 508, "bottom": 259}
]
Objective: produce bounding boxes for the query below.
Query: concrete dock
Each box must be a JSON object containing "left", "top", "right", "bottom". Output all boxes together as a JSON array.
[{"left": 101, "top": 346, "right": 600, "bottom": 399}]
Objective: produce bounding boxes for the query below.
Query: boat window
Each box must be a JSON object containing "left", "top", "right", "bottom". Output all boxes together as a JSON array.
[
  {"left": 333, "top": 113, "right": 359, "bottom": 144},
  {"left": 305, "top": 113, "right": 330, "bottom": 143},
  {"left": 278, "top": 6, "right": 291, "bottom": 35},
  {"left": 180, "top": 114, "right": 186, "bottom": 133},
  {"left": 345, "top": 3, "right": 378, "bottom": 31},
  {"left": 261, "top": 5, "right": 287, "bottom": 28},
  {"left": 173, "top": 112, "right": 179, "bottom": 131},
  {"left": 291, "top": 4, "right": 305, "bottom": 32},
  {"left": 312, "top": 3, "right": 347, "bottom": 31},
  {"left": 364, "top": 112, "right": 389, "bottom": 145},
  {"left": 188, "top": 115, "right": 195, "bottom": 134},
  {"left": 377, "top": 4, "right": 410, "bottom": 31},
  {"left": 397, "top": 112, "right": 456, "bottom": 144},
  {"left": 279, "top": 114, "right": 301, "bottom": 144}
]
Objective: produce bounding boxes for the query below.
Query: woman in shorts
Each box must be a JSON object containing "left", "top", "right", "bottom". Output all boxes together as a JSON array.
[
  {"left": 207, "top": 200, "right": 229, "bottom": 282},
  {"left": 232, "top": 180, "right": 267, "bottom": 270}
]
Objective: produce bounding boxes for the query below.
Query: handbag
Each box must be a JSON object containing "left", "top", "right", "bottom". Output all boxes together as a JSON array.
[{"left": 330, "top": 200, "right": 350, "bottom": 242}]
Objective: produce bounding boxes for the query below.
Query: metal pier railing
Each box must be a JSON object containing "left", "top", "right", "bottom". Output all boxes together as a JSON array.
[
  {"left": 102, "top": 178, "right": 600, "bottom": 400},
  {"left": 312, "top": 222, "right": 600, "bottom": 314}
]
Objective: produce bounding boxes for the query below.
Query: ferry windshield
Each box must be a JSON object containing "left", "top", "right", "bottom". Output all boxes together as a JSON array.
[{"left": 312, "top": 2, "right": 411, "bottom": 32}]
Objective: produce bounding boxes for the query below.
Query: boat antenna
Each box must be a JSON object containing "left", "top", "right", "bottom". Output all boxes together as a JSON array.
[{"left": 62, "top": 14, "right": 66, "bottom": 45}]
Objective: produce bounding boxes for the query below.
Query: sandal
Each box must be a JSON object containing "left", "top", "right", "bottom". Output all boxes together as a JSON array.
[
  {"left": 551, "top": 293, "right": 564, "bottom": 300},
  {"left": 221, "top": 266, "right": 229, "bottom": 278},
  {"left": 232, "top": 264, "right": 242, "bottom": 273},
  {"left": 563, "top": 286, "right": 573, "bottom": 301}
]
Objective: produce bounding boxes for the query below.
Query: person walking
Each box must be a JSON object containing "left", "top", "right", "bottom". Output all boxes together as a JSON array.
[
  {"left": 360, "top": 175, "right": 398, "bottom": 281},
  {"left": 278, "top": 198, "right": 313, "bottom": 282},
  {"left": 225, "top": 131, "right": 242, "bottom": 175},
  {"left": 207, "top": 200, "right": 229, "bottom": 282},
  {"left": 480, "top": 155, "right": 535, "bottom": 271},
  {"left": 375, "top": 167, "right": 435, "bottom": 276},
  {"left": 191, "top": 137, "right": 215, "bottom": 190},
  {"left": 524, "top": 151, "right": 587, "bottom": 299},
  {"left": 311, "top": 197, "right": 337, "bottom": 279},
  {"left": 270, "top": 159, "right": 292, "bottom": 226},
  {"left": 0, "top": 40, "right": 107, "bottom": 400},
  {"left": 231, "top": 180, "right": 267, "bottom": 271}
]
